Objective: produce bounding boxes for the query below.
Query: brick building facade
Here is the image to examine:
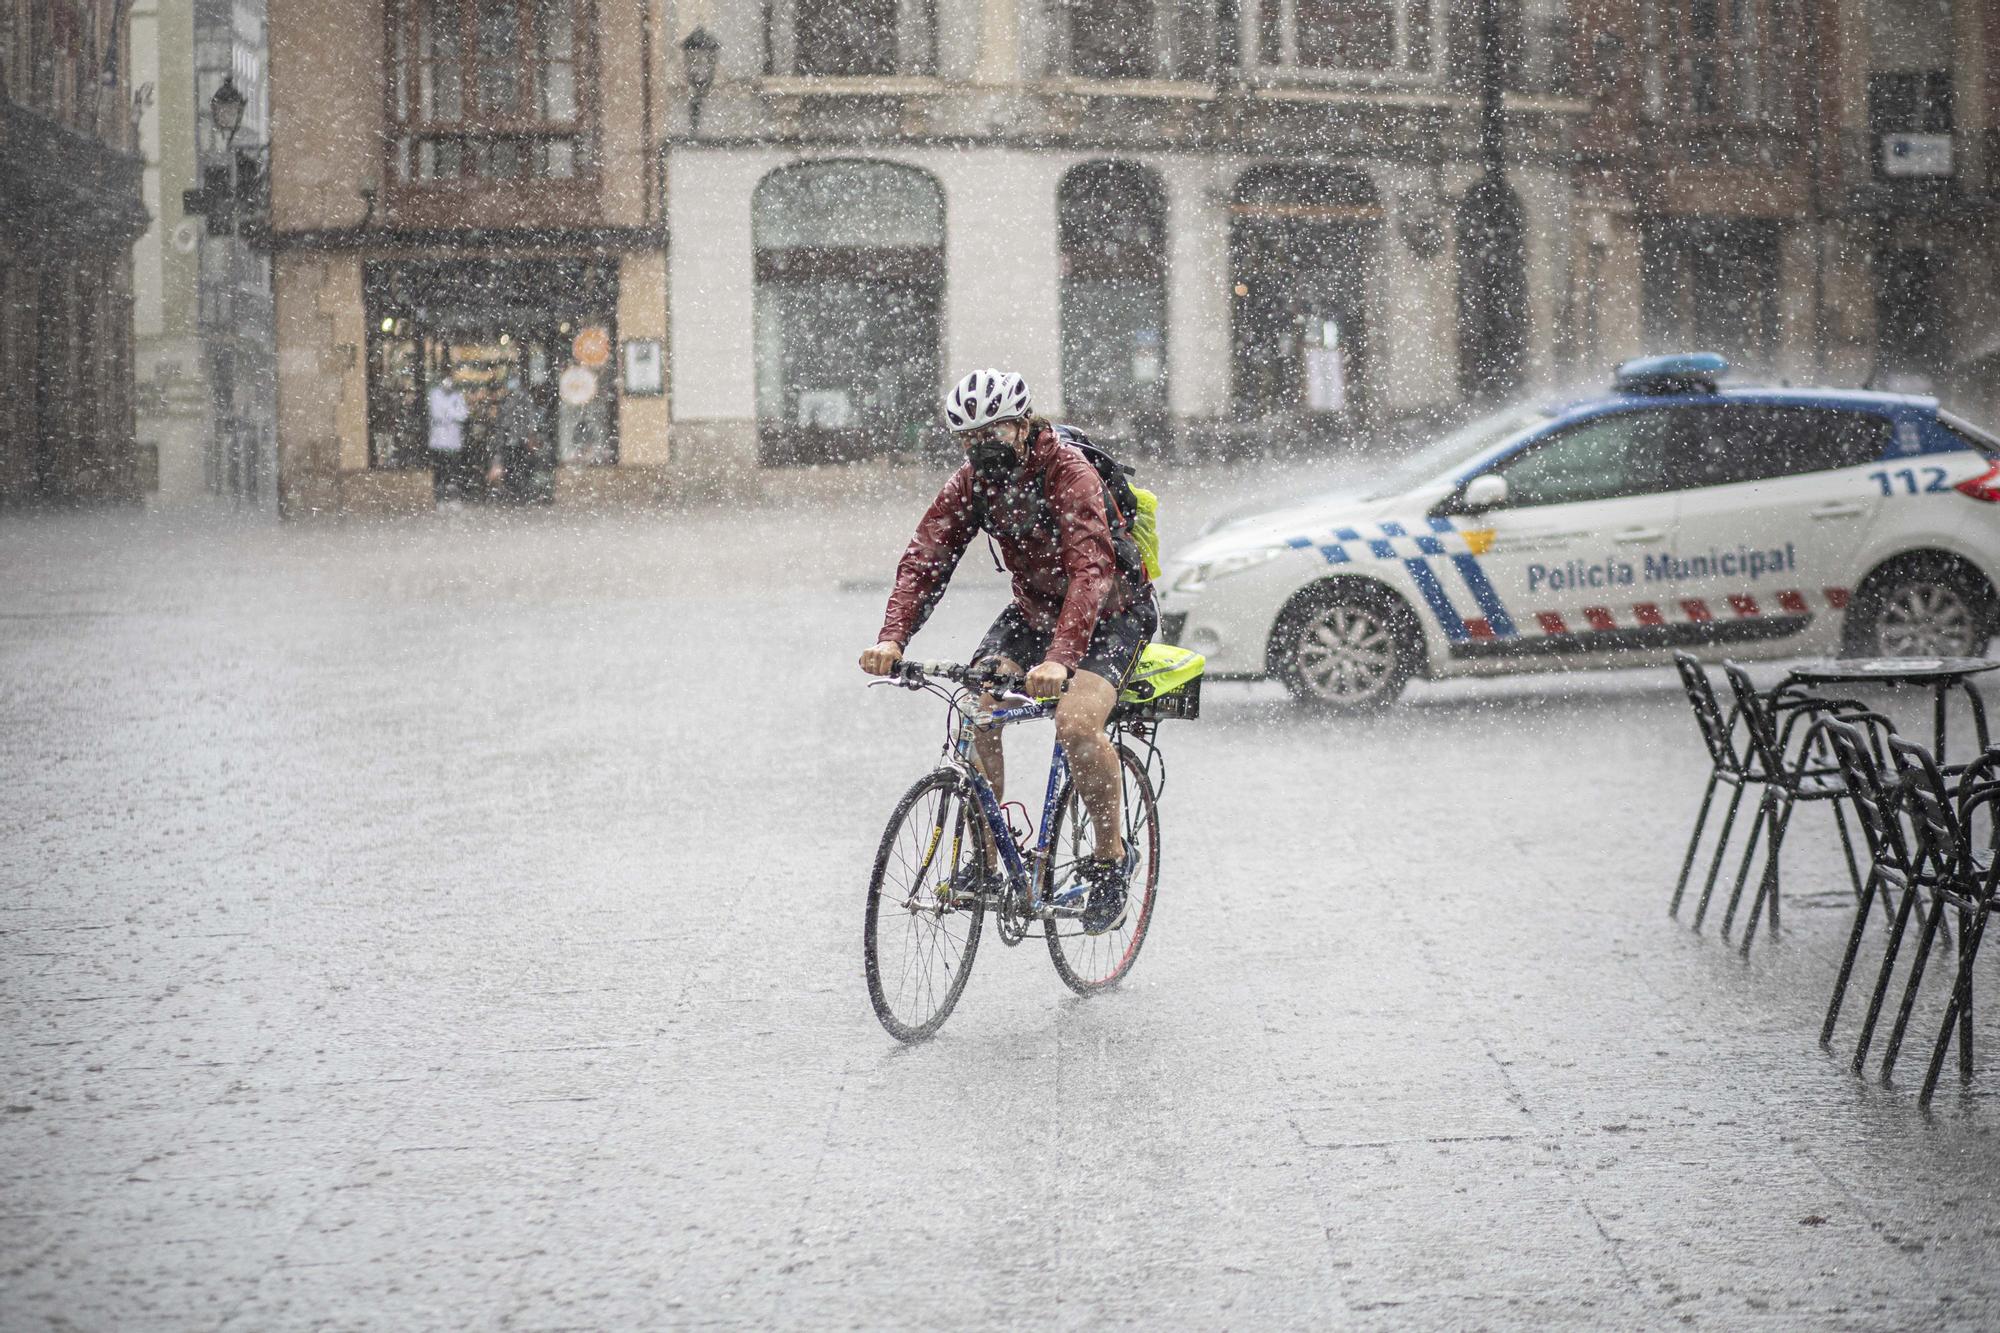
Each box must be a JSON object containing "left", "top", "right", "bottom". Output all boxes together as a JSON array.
[{"left": 2, "top": 0, "right": 151, "bottom": 504}]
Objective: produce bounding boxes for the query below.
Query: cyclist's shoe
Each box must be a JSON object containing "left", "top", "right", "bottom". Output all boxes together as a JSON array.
[
  {"left": 1084, "top": 852, "right": 1135, "bottom": 936},
  {"left": 1052, "top": 854, "right": 1131, "bottom": 936}
]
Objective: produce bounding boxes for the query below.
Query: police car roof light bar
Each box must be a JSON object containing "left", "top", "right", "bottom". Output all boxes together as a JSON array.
[{"left": 1614, "top": 352, "right": 1729, "bottom": 397}]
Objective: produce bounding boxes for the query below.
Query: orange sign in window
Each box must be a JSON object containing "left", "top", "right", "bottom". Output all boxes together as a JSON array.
[{"left": 572, "top": 326, "right": 611, "bottom": 367}]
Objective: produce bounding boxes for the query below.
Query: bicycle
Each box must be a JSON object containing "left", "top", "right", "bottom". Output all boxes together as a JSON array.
[{"left": 862, "top": 653, "right": 1199, "bottom": 1042}]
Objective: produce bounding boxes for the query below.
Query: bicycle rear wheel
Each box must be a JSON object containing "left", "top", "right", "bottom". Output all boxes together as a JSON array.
[
  {"left": 864, "top": 768, "right": 987, "bottom": 1041},
  {"left": 1043, "top": 744, "right": 1159, "bottom": 994}
]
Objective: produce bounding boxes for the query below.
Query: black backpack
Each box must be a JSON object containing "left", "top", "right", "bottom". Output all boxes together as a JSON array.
[
  {"left": 970, "top": 424, "right": 1154, "bottom": 588},
  {"left": 1050, "top": 425, "right": 1139, "bottom": 536}
]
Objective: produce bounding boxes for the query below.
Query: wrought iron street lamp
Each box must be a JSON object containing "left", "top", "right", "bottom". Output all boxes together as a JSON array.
[
  {"left": 682, "top": 27, "right": 720, "bottom": 133},
  {"left": 204, "top": 73, "right": 257, "bottom": 499},
  {"left": 209, "top": 74, "right": 247, "bottom": 147}
]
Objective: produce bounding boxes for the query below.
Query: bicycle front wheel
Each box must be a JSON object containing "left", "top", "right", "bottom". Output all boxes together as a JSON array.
[
  {"left": 1043, "top": 744, "right": 1160, "bottom": 995},
  {"left": 864, "top": 768, "right": 987, "bottom": 1042}
]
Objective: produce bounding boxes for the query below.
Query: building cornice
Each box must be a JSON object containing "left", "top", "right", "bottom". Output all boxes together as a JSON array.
[
  {"left": 263, "top": 224, "right": 668, "bottom": 253},
  {"left": 756, "top": 75, "right": 947, "bottom": 97}
]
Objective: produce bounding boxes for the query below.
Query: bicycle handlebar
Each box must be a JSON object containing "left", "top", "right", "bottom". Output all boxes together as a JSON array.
[{"left": 889, "top": 659, "right": 1037, "bottom": 698}]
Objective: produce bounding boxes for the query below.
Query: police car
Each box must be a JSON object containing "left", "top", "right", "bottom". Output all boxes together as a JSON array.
[{"left": 1161, "top": 354, "right": 2000, "bottom": 710}]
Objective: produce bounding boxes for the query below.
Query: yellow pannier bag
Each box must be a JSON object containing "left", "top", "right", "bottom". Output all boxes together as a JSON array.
[{"left": 1120, "top": 642, "right": 1205, "bottom": 705}]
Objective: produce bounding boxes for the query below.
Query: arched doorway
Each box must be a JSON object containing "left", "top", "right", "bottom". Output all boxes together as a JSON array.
[
  {"left": 1058, "top": 161, "right": 1169, "bottom": 447},
  {"left": 752, "top": 160, "right": 944, "bottom": 466},
  {"left": 1228, "top": 164, "right": 1381, "bottom": 432}
]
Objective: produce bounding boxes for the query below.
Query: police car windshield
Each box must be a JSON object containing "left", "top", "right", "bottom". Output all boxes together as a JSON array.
[{"left": 1362, "top": 405, "right": 1553, "bottom": 501}]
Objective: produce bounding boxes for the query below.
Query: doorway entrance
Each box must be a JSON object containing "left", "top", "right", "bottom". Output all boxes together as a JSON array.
[
  {"left": 752, "top": 161, "right": 944, "bottom": 466},
  {"left": 1060, "top": 161, "right": 1169, "bottom": 447},
  {"left": 1641, "top": 219, "right": 1779, "bottom": 373},
  {"left": 1229, "top": 165, "right": 1380, "bottom": 435}
]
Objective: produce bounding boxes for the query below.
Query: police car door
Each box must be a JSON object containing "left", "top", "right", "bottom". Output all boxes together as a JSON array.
[
  {"left": 1664, "top": 405, "right": 1891, "bottom": 656},
  {"left": 1447, "top": 409, "right": 1676, "bottom": 655}
]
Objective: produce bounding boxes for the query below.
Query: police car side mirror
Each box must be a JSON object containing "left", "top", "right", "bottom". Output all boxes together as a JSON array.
[{"left": 1461, "top": 473, "right": 1508, "bottom": 514}]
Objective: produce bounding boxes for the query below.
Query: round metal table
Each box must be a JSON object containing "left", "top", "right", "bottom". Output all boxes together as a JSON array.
[{"left": 1781, "top": 657, "right": 1997, "bottom": 766}]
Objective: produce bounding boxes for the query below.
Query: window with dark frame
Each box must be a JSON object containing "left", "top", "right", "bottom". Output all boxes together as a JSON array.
[
  {"left": 1053, "top": 0, "right": 1217, "bottom": 80},
  {"left": 1064, "top": 0, "right": 1159, "bottom": 79},
  {"left": 1656, "top": 0, "right": 1796, "bottom": 125},
  {"left": 794, "top": 0, "right": 898, "bottom": 76},
  {"left": 387, "top": 0, "right": 594, "bottom": 185},
  {"left": 1867, "top": 70, "right": 1954, "bottom": 136},
  {"left": 765, "top": 0, "right": 936, "bottom": 77},
  {"left": 1249, "top": 0, "right": 1439, "bottom": 77}
]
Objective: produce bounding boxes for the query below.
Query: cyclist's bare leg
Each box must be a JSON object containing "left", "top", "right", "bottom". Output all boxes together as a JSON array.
[
  {"left": 1054, "top": 668, "right": 1125, "bottom": 865},
  {"left": 969, "top": 655, "right": 1022, "bottom": 870}
]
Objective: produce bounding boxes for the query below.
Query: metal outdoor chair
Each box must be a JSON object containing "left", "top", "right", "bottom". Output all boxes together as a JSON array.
[
  {"left": 1669, "top": 652, "right": 1754, "bottom": 923},
  {"left": 1717, "top": 662, "right": 1876, "bottom": 952},
  {"left": 1819, "top": 718, "right": 1925, "bottom": 1051},
  {"left": 1871, "top": 740, "right": 2000, "bottom": 1106}
]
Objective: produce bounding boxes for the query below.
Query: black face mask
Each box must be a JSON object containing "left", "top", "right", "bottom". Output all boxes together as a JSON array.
[{"left": 966, "top": 437, "right": 1016, "bottom": 483}]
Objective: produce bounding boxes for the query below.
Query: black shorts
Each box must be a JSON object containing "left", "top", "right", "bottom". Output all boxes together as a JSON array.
[{"left": 974, "top": 594, "right": 1159, "bottom": 688}]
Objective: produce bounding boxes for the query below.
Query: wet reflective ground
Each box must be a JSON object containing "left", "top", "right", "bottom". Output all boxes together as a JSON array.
[{"left": 4, "top": 475, "right": 1998, "bottom": 1329}]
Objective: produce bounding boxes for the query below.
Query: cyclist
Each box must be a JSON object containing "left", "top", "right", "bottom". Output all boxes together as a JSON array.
[{"left": 859, "top": 368, "right": 1157, "bottom": 921}]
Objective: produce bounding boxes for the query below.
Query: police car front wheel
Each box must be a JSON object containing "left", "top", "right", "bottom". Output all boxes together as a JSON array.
[{"left": 1274, "top": 589, "right": 1416, "bottom": 711}]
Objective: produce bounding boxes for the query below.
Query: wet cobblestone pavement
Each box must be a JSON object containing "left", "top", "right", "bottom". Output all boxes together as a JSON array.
[{"left": 4, "top": 472, "right": 1999, "bottom": 1329}]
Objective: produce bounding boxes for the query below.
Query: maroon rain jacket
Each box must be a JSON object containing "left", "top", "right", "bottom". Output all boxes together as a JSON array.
[{"left": 877, "top": 424, "right": 1148, "bottom": 670}]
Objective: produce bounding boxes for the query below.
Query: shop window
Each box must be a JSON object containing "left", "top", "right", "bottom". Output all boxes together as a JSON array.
[
  {"left": 753, "top": 161, "right": 944, "bottom": 466},
  {"left": 1228, "top": 165, "right": 1380, "bottom": 424},
  {"left": 1059, "top": 162, "right": 1168, "bottom": 440},
  {"left": 764, "top": 0, "right": 937, "bottom": 77},
  {"left": 386, "top": 0, "right": 595, "bottom": 184},
  {"left": 363, "top": 260, "right": 619, "bottom": 480},
  {"left": 1245, "top": 0, "right": 1441, "bottom": 79}
]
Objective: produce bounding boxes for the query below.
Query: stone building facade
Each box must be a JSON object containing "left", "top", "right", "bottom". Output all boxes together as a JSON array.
[
  {"left": 1572, "top": 0, "right": 2000, "bottom": 424},
  {"left": 256, "top": 1, "right": 1999, "bottom": 513},
  {"left": 663, "top": 0, "right": 1588, "bottom": 488},
  {"left": 266, "top": 0, "right": 671, "bottom": 516},
  {"left": 1, "top": 0, "right": 150, "bottom": 505}
]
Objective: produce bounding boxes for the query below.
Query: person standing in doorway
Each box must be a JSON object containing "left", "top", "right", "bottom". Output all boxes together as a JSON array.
[
  {"left": 490, "top": 370, "right": 543, "bottom": 503},
  {"left": 427, "top": 364, "right": 471, "bottom": 505}
]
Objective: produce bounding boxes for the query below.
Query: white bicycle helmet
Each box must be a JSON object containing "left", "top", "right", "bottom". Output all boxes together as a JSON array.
[{"left": 944, "top": 369, "right": 1031, "bottom": 433}]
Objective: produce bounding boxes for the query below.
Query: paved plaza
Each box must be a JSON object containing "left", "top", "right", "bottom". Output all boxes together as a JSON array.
[{"left": 4, "top": 467, "right": 1999, "bottom": 1329}]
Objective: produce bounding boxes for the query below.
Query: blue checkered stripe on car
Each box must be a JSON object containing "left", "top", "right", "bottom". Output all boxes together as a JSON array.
[{"left": 1282, "top": 516, "right": 1516, "bottom": 643}]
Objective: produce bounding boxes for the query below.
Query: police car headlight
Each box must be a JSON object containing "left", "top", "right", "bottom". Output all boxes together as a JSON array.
[{"left": 1171, "top": 545, "right": 1289, "bottom": 596}]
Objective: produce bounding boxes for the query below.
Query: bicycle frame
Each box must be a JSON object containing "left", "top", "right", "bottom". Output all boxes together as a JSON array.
[{"left": 951, "top": 694, "right": 1073, "bottom": 916}]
